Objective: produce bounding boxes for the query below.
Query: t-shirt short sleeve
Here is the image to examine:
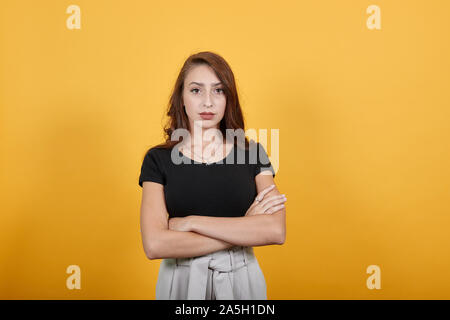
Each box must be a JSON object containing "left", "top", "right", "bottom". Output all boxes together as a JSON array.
[
  {"left": 138, "top": 148, "right": 165, "bottom": 187},
  {"left": 253, "top": 142, "right": 276, "bottom": 178}
]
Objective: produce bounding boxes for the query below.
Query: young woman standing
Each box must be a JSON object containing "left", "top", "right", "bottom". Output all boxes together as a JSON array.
[{"left": 139, "top": 51, "right": 286, "bottom": 299}]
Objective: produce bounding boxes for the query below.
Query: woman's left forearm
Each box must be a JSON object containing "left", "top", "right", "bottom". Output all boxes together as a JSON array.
[{"left": 187, "top": 212, "right": 285, "bottom": 247}]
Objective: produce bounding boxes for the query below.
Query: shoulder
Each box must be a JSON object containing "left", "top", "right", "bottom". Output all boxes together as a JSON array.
[
  {"left": 248, "top": 140, "right": 276, "bottom": 177},
  {"left": 145, "top": 145, "right": 173, "bottom": 158},
  {"left": 243, "top": 140, "right": 269, "bottom": 157},
  {"left": 141, "top": 146, "right": 174, "bottom": 170},
  {"left": 255, "top": 141, "right": 268, "bottom": 153},
  {"left": 245, "top": 139, "right": 266, "bottom": 150},
  {"left": 234, "top": 140, "right": 268, "bottom": 159},
  {"left": 139, "top": 146, "right": 171, "bottom": 187}
]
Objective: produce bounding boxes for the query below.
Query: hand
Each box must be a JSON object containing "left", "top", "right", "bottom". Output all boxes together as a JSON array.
[
  {"left": 245, "top": 185, "right": 287, "bottom": 216},
  {"left": 168, "top": 216, "right": 192, "bottom": 232}
]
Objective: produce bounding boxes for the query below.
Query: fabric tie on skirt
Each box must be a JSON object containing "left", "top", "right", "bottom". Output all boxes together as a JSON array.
[{"left": 155, "top": 246, "right": 267, "bottom": 300}]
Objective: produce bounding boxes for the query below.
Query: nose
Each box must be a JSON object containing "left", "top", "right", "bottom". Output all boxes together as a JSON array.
[{"left": 204, "top": 91, "right": 213, "bottom": 107}]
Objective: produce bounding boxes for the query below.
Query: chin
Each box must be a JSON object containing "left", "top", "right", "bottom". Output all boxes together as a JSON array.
[
  {"left": 204, "top": 123, "right": 220, "bottom": 129},
  {"left": 192, "top": 119, "right": 221, "bottom": 130},
  {"left": 198, "top": 119, "right": 215, "bottom": 125}
]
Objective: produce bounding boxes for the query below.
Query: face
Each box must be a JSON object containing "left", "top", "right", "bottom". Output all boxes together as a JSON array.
[{"left": 182, "top": 64, "right": 227, "bottom": 135}]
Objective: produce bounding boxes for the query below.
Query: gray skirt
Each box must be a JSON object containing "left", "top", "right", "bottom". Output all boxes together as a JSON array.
[{"left": 155, "top": 245, "right": 267, "bottom": 300}]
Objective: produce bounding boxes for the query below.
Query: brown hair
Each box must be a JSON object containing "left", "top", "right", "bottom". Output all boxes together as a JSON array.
[{"left": 149, "top": 51, "right": 252, "bottom": 152}]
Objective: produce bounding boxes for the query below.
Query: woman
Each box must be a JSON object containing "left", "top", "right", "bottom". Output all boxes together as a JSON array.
[{"left": 138, "top": 51, "right": 287, "bottom": 300}]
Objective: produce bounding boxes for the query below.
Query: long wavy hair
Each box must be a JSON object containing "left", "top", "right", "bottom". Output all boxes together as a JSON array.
[{"left": 149, "top": 51, "right": 252, "bottom": 153}]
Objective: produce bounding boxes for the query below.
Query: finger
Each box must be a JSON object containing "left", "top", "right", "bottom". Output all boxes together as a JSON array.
[
  {"left": 261, "top": 198, "right": 287, "bottom": 212},
  {"left": 266, "top": 204, "right": 285, "bottom": 214},
  {"left": 262, "top": 198, "right": 286, "bottom": 213},
  {"left": 259, "top": 194, "right": 285, "bottom": 207},
  {"left": 256, "top": 184, "right": 275, "bottom": 201}
]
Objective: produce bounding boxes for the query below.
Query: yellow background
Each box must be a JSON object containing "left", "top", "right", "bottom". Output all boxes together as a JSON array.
[{"left": 1, "top": 0, "right": 449, "bottom": 299}]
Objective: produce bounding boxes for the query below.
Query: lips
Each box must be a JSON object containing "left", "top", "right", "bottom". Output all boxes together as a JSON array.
[{"left": 200, "top": 112, "right": 215, "bottom": 120}]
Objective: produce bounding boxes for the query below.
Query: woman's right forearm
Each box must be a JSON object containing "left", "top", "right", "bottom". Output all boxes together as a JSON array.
[{"left": 146, "top": 229, "right": 235, "bottom": 260}]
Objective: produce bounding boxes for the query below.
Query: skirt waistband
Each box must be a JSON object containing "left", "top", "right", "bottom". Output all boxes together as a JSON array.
[
  {"left": 155, "top": 245, "right": 267, "bottom": 299},
  {"left": 175, "top": 245, "right": 249, "bottom": 273}
]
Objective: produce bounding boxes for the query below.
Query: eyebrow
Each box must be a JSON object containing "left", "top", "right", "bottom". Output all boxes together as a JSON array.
[{"left": 188, "top": 81, "right": 222, "bottom": 87}]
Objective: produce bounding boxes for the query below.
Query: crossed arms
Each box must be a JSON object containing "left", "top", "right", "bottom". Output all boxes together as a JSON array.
[{"left": 140, "top": 173, "right": 286, "bottom": 260}]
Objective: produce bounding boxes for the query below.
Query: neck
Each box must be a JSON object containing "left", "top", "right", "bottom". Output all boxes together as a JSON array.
[{"left": 185, "top": 125, "right": 223, "bottom": 151}]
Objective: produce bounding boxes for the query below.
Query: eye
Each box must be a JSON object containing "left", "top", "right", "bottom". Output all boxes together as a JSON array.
[
  {"left": 216, "top": 88, "right": 224, "bottom": 93},
  {"left": 191, "top": 88, "right": 200, "bottom": 94}
]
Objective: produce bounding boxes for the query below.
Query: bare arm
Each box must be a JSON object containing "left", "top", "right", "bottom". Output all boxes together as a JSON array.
[
  {"left": 188, "top": 214, "right": 283, "bottom": 247},
  {"left": 146, "top": 229, "right": 236, "bottom": 259},
  {"left": 140, "top": 181, "right": 235, "bottom": 260},
  {"left": 171, "top": 173, "right": 286, "bottom": 247}
]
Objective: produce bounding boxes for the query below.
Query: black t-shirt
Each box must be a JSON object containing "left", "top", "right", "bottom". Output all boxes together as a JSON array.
[{"left": 138, "top": 141, "right": 276, "bottom": 218}]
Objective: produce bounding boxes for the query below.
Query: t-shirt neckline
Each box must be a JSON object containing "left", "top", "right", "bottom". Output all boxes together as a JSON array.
[{"left": 177, "top": 143, "right": 235, "bottom": 165}]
